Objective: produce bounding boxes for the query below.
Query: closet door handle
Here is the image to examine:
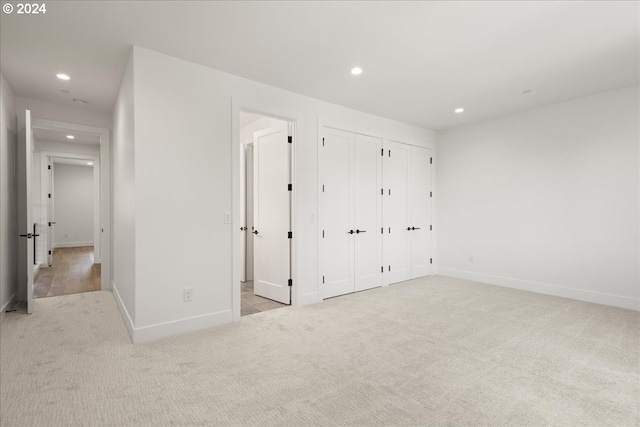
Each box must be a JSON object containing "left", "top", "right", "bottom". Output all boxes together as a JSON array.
[
  {"left": 253, "top": 230, "right": 259, "bottom": 235},
  {"left": 412, "top": 227, "right": 421, "bottom": 230},
  {"left": 356, "top": 229, "right": 366, "bottom": 234},
  {"left": 348, "top": 230, "right": 355, "bottom": 234},
  {"left": 407, "top": 227, "right": 412, "bottom": 231}
]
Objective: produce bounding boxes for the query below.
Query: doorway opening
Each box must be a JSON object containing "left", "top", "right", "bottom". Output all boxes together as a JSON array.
[
  {"left": 33, "top": 151, "right": 100, "bottom": 298},
  {"left": 239, "top": 111, "right": 293, "bottom": 317}
]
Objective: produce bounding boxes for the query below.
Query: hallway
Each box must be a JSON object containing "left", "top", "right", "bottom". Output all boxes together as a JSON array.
[{"left": 33, "top": 247, "right": 101, "bottom": 298}]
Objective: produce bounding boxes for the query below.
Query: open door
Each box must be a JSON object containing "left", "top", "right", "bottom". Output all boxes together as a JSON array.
[
  {"left": 253, "top": 123, "right": 291, "bottom": 305},
  {"left": 17, "top": 110, "right": 35, "bottom": 313}
]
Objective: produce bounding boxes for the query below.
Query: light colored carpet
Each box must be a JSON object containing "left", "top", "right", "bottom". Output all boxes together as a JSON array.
[{"left": 1, "top": 275, "right": 638, "bottom": 426}]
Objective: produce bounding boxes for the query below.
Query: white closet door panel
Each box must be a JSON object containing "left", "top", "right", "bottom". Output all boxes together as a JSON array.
[
  {"left": 354, "top": 134, "right": 382, "bottom": 292},
  {"left": 253, "top": 124, "right": 290, "bottom": 304},
  {"left": 383, "top": 141, "right": 411, "bottom": 285},
  {"left": 320, "top": 128, "right": 354, "bottom": 299},
  {"left": 410, "top": 146, "right": 432, "bottom": 278}
]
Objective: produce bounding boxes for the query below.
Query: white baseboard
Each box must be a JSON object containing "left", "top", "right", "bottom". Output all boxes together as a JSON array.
[
  {"left": 0, "top": 294, "right": 16, "bottom": 323},
  {"left": 133, "top": 310, "right": 232, "bottom": 344},
  {"left": 439, "top": 267, "right": 640, "bottom": 311},
  {"left": 298, "top": 291, "right": 322, "bottom": 306},
  {"left": 54, "top": 241, "right": 93, "bottom": 248},
  {"left": 111, "top": 282, "right": 135, "bottom": 341}
]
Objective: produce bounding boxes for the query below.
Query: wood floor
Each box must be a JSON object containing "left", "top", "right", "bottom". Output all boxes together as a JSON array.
[
  {"left": 33, "top": 247, "right": 101, "bottom": 298},
  {"left": 241, "top": 281, "right": 287, "bottom": 316}
]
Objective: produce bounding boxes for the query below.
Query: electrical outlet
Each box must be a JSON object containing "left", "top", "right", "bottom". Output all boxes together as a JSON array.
[{"left": 183, "top": 288, "right": 193, "bottom": 302}]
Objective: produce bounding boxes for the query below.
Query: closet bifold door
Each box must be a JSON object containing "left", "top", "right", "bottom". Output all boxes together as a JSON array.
[
  {"left": 409, "top": 146, "right": 433, "bottom": 278},
  {"left": 383, "top": 141, "right": 411, "bottom": 285},
  {"left": 319, "top": 128, "right": 354, "bottom": 299},
  {"left": 353, "top": 134, "right": 382, "bottom": 292}
]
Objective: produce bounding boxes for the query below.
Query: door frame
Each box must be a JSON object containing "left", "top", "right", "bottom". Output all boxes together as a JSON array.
[
  {"left": 231, "top": 98, "right": 302, "bottom": 321},
  {"left": 31, "top": 118, "right": 111, "bottom": 290}
]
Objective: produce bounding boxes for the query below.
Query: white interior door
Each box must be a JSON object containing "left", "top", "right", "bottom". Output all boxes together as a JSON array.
[
  {"left": 353, "top": 134, "right": 382, "bottom": 291},
  {"left": 383, "top": 141, "right": 411, "bottom": 285},
  {"left": 253, "top": 124, "right": 290, "bottom": 304},
  {"left": 410, "top": 146, "right": 432, "bottom": 278},
  {"left": 17, "top": 110, "right": 34, "bottom": 313},
  {"left": 319, "top": 128, "right": 354, "bottom": 299},
  {"left": 245, "top": 144, "right": 254, "bottom": 282}
]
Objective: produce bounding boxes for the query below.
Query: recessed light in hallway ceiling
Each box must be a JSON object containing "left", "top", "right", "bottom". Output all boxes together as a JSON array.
[
  {"left": 351, "top": 67, "right": 363, "bottom": 76},
  {"left": 454, "top": 108, "right": 464, "bottom": 113},
  {"left": 56, "top": 73, "right": 70, "bottom": 81}
]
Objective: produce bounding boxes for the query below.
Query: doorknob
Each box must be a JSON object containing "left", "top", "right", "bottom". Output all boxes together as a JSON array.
[
  {"left": 355, "top": 229, "right": 366, "bottom": 234},
  {"left": 19, "top": 233, "right": 32, "bottom": 238},
  {"left": 348, "top": 230, "right": 354, "bottom": 234},
  {"left": 407, "top": 227, "right": 412, "bottom": 231},
  {"left": 253, "top": 230, "right": 259, "bottom": 235}
]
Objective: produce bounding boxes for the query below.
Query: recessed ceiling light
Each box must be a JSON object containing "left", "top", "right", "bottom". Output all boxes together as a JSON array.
[
  {"left": 522, "top": 89, "right": 533, "bottom": 94},
  {"left": 87, "top": 162, "right": 94, "bottom": 166},
  {"left": 351, "top": 67, "right": 363, "bottom": 76},
  {"left": 56, "top": 73, "right": 70, "bottom": 81},
  {"left": 454, "top": 108, "right": 465, "bottom": 113},
  {"left": 66, "top": 135, "right": 75, "bottom": 139}
]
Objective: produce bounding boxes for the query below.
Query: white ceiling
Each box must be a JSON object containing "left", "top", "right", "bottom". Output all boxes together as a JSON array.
[
  {"left": 33, "top": 128, "right": 101, "bottom": 145},
  {"left": 1, "top": 1, "right": 638, "bottom": 130}
]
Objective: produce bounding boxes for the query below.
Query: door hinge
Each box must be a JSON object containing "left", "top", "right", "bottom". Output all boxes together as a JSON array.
[
  {"left": 288, "top": 231, "right": 293, "bottom": 239},
  {"left": 322, "top": 275, "right": 325, "bottom": 284},
  {"left": 48, "top": 193, "right": 51, "bottom": 198},
  {"left": 381, "top": 227, "right": 383, "bottom": 234},
  {"left": 381, "top": 148, "right": 384, "bottom": 156},
  {"left": 322, "top": 184, "right": 325, "bottom": 192},
  {"left": 322, "top": 230, "right": 325, "bottom": 238},
  {"left": 288, "top": 278, "right": 293, "bottom": 287},
  {"left": 388, "top": 149, "right": 391, "bottom": 157},
  {"left": 388, "top": 227, "right": 391, "bottom": 233},
  {"left": 288, "top": 136, "right": 292, "bottom": 144},
  {"left": 322, "top": 137, "right": 325, "bottom": 147},
  {"left": 47, "top": 165, "right": 51, "bottom": 170},
  {"left": 48, "top": 250, "right": 51, "bottom": 255},
  {"left": 430, "top": 157, "right": 433, "bottom": 164},
  {"left": 381, "top": 188, "right": 383, "bottom": 195},
  {"left": 430, "top": 225, "right": 432, "bottom": 231},
  {"left": 388, "top": 265, "right": 391, "bottom": 271},
  {"left": 388, "top": 189, "right": 391, "bottom": 195},
  {"left": 430, "top": 258, "right": 433, "bottom": 264},
  {"left": 430, "top": 191, "right": 433, "bottom": 198},
  {"left": 381, "top": 266, "right": 383, "bottom": 273},
  {"left": 288, "top": 184, "right": 292, "bottom": 191}
]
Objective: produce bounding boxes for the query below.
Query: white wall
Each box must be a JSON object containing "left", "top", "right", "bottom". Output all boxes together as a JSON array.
[
  {"left": 111, "top": 53, "right": 136, "bottom": 329},
  {"left": 16, "top": 97, "right": 112, "bottom": 129},
  {"left": 0, "top": 73, "right": 17, "bottom": 320},
  {"left": 53, "top": 164, "right": 94, "bottom": 247},
  {"left": 437, "top": 85, "right": 640, "bottom": 310},
  {"left": 35, "top": 140, "right": 100, "bottom": 157},
  {"left": 114, "top": 46, "right": 435, "bottom": 342}
]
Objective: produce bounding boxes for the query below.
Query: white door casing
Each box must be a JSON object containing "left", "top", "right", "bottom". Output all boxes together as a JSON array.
[{"left": 253, "top": 124, "right": 291, "bottom": 304}]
